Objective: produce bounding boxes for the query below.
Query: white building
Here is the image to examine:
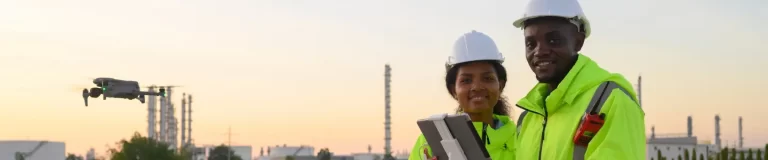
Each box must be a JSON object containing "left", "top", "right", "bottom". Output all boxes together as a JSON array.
[
  {"left": 192, "top": 145, "right": 253, "bottom": 160},
  {"left": 350, "top": 153, "right": 382, "bottom": 160},
  {"left": 0, "top": 140, "right": 65, "bottom": 160},
  {"left": 256, "top": 145, "right": 315, "bottom": 160}
]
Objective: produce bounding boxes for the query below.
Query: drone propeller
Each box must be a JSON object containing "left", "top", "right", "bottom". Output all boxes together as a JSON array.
[{"left": 82, "top": 89, "right": 89, "bottom": 107}]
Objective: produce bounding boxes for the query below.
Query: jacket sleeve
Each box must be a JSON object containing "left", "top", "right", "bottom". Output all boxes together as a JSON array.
[
  {"left": 408, "top": 135, "right": 431, "bottom": 160},
  {"left": 585, "top": 90, "right": 646, "bottom": 160}
]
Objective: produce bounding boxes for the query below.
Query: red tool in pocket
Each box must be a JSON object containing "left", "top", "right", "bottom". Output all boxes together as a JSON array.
[{"left": 573, "top": 112, "right": 606, "bottom": 146}]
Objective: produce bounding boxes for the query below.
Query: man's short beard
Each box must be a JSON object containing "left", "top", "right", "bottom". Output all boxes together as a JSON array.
[
  {"left": 537, "top": 70, "right": 569, "bottom": 84},
  {"left": 536, "top": 55, "right": 578, "bottom": 85}
]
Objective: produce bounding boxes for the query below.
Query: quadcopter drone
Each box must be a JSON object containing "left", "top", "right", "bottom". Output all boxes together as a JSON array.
[{"left": 81, "top": 77, "right": 165, "bottom": 107}]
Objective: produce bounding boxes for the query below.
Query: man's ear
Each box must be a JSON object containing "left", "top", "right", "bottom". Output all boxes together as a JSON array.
[{"left": 574, "top": 32, "right": 585, "bottom": 52}]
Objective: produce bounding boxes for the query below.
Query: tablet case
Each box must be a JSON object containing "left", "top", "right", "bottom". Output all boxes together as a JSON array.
[
  {"left": 417, "top": 119, "right": 448, "bottom": 159},
  {"left": 443, "top": 115, "right": 491, "bottom": 159},
  {"left": 417, "top": 115, "right": 491, "bottom": 160}
]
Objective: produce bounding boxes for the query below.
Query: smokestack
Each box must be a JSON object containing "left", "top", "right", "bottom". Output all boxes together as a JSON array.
[
  {"left": 739, "top": 116, "right": 743, "bottom": 148},
  {"left": 181, "top": 93, "right": 187, "bottom": 149},
  {"left": 384, "top": 64, "right": 392, "bottom": 155},
  {"left": 651, "top": 125, "right": 655, "bottom": 139},
  {"left": 715, "top": 114, "right": 721, "bottom": 150},
  {"left": 148, "top": 86, "right": 157, "bottom": 140},
  {"left": 637, "top": 75, "right": 642, "bottom": 108},
  {"left": 187, "top": 94, "right": 193, "bottom": 146},
  {"left": 687, "top": 116, "right": 693, "bottom": 137}
]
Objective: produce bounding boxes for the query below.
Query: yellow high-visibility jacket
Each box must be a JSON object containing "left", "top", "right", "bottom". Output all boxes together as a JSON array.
[{"left": 515, "top": 54, "right": 646, "bottom": 160}]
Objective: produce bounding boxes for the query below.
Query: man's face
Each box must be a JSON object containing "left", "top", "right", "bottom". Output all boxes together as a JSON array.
[{"left": 523, "top": 17, "right": 584, "bottom": 83}]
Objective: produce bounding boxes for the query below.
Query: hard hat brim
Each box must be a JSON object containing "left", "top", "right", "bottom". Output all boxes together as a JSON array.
[
  {"left": 513, "top": 15, "right": 591, "bottom": 38},
  {"left": 514, "top": 15, "right": 570, "bottom": 28}
]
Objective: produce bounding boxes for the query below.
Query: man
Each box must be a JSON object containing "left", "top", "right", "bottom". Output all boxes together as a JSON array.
[{"left": 512, "top": 0, "right": 646, "bottom": 159}]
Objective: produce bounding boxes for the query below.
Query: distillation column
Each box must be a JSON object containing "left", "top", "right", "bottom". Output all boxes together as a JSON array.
[
  {"left": 739, "top": 116, "right": 743, "bottom": 148},
  {"left": 147, "top": 86, "right": 157, "bottom": 140},
  {"left": 187, "top": 94, "right": 193, "bottom": 146},
  {"left": 384, "top": 64, "right": 392, "bottom": 155},
  {"left": 159, "top": 87, "right": 167, "bottom": 143},
  {"left": 181, "top": 93, "right": 187, "bottom": 149},
  {"left": 715, "top": 115, "right": 721, "bottom": 150},
  {"left": 168, "top": 87, "right": 177, "bottom": 149}
]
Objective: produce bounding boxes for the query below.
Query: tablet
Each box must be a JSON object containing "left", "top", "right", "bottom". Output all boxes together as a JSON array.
[{"left": 417, "top": 114, "right": 491, "bottom": 160}]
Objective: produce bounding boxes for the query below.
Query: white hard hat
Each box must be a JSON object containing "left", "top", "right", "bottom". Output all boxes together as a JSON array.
[
  {"left": 446, "top": 30, "right": 504, "bottom": 70},
  {"left": 512, "top": 0, "right": 591, "bottom": 38}
]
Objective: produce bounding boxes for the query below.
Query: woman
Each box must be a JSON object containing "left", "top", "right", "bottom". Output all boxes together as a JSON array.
[{"left": 408, "top": 30, "right": 516, "bottom": 160}]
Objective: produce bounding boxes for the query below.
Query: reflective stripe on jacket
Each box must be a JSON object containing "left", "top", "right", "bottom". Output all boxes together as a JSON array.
[
  {"left": 408, "top": 114, "right": 516, "bottom": 160},
  {"left": 515, "top": 54, "right": 646, "bottom": 160}
]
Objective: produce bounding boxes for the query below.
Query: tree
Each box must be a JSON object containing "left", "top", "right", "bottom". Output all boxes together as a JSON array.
[
  {"left": 686, "top": 149, "right": 691, "bottom": 160},
  {"left": 723, "top": 147, "right": 730, "bottom": 160},
  {"left": 748, "top": 149, "right": 755, "bottom": 160},
  {"left": 659, "top": 150, "right": 665, "bottom": 160},
  {"left": 317, "top": 148, "right": 333, "bottom": 160},
  {"left": 765, "top": 144, "right": 768, "bottom": 160},
  {"left": 107, "top": 132, "right": 183, "bottom": 160},
  {"left": 177, "top": 146, "right": 193, "bottom": 160},
  {"left": 740, "top": 150, "right": 745, "bottom": 160},
  {"left": 732, "top": 148, "right": 737, "bottom": 160},
  {"left": 693, "top": 149, "right": 698, "bottom": 160},
  {"left": 758, "top": 149, "right": 763, "bottom": 160},
  {"left": 66, "top": 153, "right": 84, "bottom": 160},
  {"left": 285, "top": 156, "right": 295, "bottom": 160},
  {"left": 208, "top": 145, "right": 243, "bottom": 160}
]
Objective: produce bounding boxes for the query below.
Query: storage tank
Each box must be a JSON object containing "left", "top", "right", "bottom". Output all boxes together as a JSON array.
[{"left": 0, "top": 140, "right": 65, "bottom": 160}]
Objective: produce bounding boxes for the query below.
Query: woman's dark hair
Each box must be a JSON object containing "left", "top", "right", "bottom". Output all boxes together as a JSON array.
[{"left": 445, "top": 60, "right": 510, "bottom": 116}]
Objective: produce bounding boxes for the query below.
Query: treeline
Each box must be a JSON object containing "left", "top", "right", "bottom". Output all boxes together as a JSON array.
[
  {"left": 64, "top": 132, "right": 243, "bottom": 160},
  {"left": 655, "top": 144, "right": 768, "bottom": 160}
]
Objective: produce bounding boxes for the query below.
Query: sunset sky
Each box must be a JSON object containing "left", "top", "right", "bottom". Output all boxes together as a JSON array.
[{"left": 1, "top": 0, "right": 767, "bottom": 158}]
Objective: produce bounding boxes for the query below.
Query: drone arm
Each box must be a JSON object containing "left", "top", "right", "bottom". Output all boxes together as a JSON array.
[{"left": 138, "top": 91, "right": 164, "bottom": 96}]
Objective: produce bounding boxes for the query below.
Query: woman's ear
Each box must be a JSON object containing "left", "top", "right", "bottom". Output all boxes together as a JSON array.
[
  {"left": 449, "top": 87, "right": 458, "bottom": 100},
  {"left": 499, "top": 80, "right": 506, "bottom": 91}
]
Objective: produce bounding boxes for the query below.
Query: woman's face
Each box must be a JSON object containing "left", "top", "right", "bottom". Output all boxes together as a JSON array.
[{"left": 453, "top": 62, "right": 503, "bottom": 114}]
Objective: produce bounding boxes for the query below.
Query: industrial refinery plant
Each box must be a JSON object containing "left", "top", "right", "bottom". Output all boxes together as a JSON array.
[{"left": 146, "top": 86, "right": 195, "bottom": 151}]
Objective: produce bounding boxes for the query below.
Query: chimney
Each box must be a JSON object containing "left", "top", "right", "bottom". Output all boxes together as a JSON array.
[
  {"left": 688, "top": 116, "right": 693, "bottom": 137},
  {"left": 715, "top": 114, "right": 721, "bottom": 150},
  {"left": 739, "top": 116, "right": 743, "bottom": 148}
]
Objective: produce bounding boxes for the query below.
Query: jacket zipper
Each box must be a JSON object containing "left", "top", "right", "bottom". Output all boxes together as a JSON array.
[{"left": 516, "top": 104, "right": 548, "bottom": 160}]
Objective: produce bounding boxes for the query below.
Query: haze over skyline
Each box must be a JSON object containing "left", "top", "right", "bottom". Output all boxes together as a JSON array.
[{"left": 1, "top": 0, "right": 767, "bottom": 157}]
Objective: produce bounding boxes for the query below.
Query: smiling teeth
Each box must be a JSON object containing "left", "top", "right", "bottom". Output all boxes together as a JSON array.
[{"left": 539, "top": 62, "right": 551, "bottom": 65}]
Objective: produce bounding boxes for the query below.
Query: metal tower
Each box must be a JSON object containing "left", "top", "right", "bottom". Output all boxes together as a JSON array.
[
  {"left": 187, "top": 94, "right": 193, "bottom": 146},
  {"left": 181, "top": 93, "right": 187, "bottom": 149},
  {"left": 168, "top": 87, "right": 177, "bottom": 149},
  {"left": 147, "top": 86, "right": 157, "bottom": 140},
  {"left": 715, "top": 114, "right": 721, "bottom": 150},
  {"left": 739, "top": 116, "right": 743, "bottom": 148},
  {"left": 687, "top": 116, "right": 693, "bottom": 137},
  {"left": 159, "top": 86, "right": 167, "bottom": 143},
  {"left": 384, "top": 64, "right": 392, "bottom": 155}
]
